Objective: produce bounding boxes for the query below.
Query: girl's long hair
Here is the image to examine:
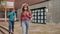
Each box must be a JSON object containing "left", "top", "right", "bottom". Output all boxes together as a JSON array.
[{"left": 21, "top": 3, "right": 31, "bottom": 12}]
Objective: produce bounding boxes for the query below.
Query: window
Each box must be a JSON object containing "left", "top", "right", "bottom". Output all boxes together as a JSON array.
[
  {"left": 31, "top": 7, "right": 46, "bottom": 24},
  {"left": 0, "top": 11, "right": 5, "bottom": 18}
]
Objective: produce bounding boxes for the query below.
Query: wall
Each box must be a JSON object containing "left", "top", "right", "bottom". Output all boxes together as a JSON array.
[
  {"left": 17, "top": 0, "right": 60, "bottom": 24},
  {"left": 14, "top": 0, "right": 47, "bottom": 9}
]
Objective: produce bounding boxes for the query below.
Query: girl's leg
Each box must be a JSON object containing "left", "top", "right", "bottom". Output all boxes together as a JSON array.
[
  {"left": 12, "top": 21, "right": 14, "bottom": 32},
  {"left": 22, "top": 21, "right": 26, "bottom": 34},
  {"left": 9, "top": 20, "right": 12, "bottom": 34},
  {"left": 26, "top": 21, "right": 30, "bottom": 34}
]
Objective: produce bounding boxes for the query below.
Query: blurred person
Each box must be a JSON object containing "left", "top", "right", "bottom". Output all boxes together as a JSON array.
[
  {"left": 20, "top": 3, "right": 32, "bottom": 34},
  {"left": 8, "top": 8, "right": 16, "bottom": 34}
]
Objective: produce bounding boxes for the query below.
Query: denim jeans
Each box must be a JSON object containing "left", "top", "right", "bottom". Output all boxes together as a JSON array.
[
  {"left": 22, "top": 20, "right": 30, "bottom": 34},
  {"left": 9, "top": 20, "right": 14, "bottom": 33}
]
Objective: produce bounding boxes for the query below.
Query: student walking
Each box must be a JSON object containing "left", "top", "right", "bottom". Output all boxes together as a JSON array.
[
  {"left": 20, "top": 3, "right": 32, "bottom": 34},
  {"left": 8, "top": 8, "right": 16, "bottom": 34}
]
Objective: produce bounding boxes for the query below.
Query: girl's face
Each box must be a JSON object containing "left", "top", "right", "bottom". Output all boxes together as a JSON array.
[{"left": 24, "top": 6, "right": 28, "bottom": 11}]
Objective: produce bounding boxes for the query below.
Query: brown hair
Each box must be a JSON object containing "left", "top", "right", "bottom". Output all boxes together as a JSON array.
[{"left": 21, "top": 3, "right": 31, "bottom": 12}]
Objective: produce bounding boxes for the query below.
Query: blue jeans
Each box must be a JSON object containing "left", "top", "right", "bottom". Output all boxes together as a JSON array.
[
  {"left": 9, "top": 20, "right": 14, "bottom": 33},
  {"left": 22, "top": 20, "right": 30, "bottom": 34}
]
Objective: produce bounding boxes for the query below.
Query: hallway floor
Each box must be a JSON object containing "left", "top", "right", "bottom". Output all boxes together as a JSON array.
[{"left": 0, "top": 22, "right": 60, "bottom": 34}]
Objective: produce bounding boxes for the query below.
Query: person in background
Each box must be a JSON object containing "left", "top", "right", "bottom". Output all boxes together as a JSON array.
[
  {"left": 8, "top": 8, "right": 16, "bottom": 34},
  {"left": 20, "top": 3, "right": 32, "bottom": 34}
]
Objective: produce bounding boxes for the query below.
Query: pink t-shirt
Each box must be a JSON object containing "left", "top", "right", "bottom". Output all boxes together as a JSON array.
[{"left": 21, "top": 11, "right": 32, "bottom": 21}]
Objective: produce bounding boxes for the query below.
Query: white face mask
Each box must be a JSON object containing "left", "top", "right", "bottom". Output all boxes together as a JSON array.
[{"left": 24, "top": 8, "right": 27, "bottom": 10}]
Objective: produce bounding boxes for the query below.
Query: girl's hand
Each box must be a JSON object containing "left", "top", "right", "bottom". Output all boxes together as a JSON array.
[{"left": 26, "top": 12, "right": 29, "bottom": 16}]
